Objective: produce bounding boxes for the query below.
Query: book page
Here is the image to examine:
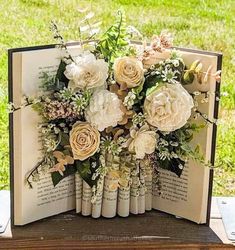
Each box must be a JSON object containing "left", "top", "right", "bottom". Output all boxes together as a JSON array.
[
  {"left": 152, "top": 50, "right": 218, "bottom": 223},
  {"left": 12, "top": 46, "right": 82, "bottom": 225}
]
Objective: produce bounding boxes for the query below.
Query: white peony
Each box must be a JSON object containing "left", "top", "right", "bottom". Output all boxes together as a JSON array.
[
  {"left": 85, "top": 89, "right": 124, "bottom": 131},
  {"left": 144, "top": 83, "right": 194, "bottom": 132},
  {"left": 64, "top": 51, "right": 108, "bottom": 90},
  {"left": 125, "top": 125, "right": 157, "bottom": 159}
]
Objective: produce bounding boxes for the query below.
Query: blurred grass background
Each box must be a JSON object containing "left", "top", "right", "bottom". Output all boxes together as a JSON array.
[{"left": 0, "top": 0, "right": 234, "bottom": 195}]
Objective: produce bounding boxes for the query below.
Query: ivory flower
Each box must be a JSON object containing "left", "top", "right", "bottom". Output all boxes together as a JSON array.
[
  {"left": 69, "top": 122, "right": 100, "bottom": 161},
  {"left": 144, "top": 83, "right": 194, "bottom": 132},
  {"left": 113, "top": 56, "right": 144, "bottom": 89},
  {"left": 125, "top": 125, "right": 157, "bottom": 159},
  {"left": 64, "top": 51, "right": 108, "bottom": 90},
  {"left": 85, "top": 89, "right": 124, "bottom": 131}
]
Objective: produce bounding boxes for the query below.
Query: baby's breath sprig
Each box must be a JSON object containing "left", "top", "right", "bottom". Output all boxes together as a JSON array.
[
  {"left": 71, "top": 89, "right": 92, "bottom": 115},
  {"left": 26, "top": 154, "right": 56, "bottom": 188},
  {"left": 123, "top": 91, "right": 136, "bottom": 110},
  {"left": 100, "top": 136, "right": 124, "bottom": 156},
  {"left": 191, "top": 91, "right": 220, "bottom": 125},
  {"left": 132, "top": 112, "right": 146, "bottom": 127}
]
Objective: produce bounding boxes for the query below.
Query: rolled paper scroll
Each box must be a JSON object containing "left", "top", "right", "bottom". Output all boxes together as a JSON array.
[
  {"left": 118, "top": 186, "right": 130, "bottom": 217},
  {"left": 91, "top": 179, "right": 104, "bottom": 218},
  {"left": 101, "top": 154, "right": 119, "bottom": 218},
  {"left": 81, "top": 180, "right": 92, "bottom": 216},
  {"left": 75, "top": 172, "right": 83, "bottom": 213},
  {"left": 138, "top": 161, "right": 145, "bottom": 214},
  {"left": 138, "top": 183, "right": 145, "bottom": 214},
  {"left": 130, "top": 176, "right": 139, "bottom": 214},
  {"left": 144, "top": 162, "right": 153, "bottom": 211},
  {"left": 117, "top": 156, "right": 131, "bottom": 217}
]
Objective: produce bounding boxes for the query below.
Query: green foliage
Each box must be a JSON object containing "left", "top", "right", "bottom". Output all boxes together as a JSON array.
[
  {"left": 145, "top": 84, "right": 160, "bottom": 97},
  {"left": 182, "top": 60, "right": 203, "bottom": 85},
  {"left": 95, "top": 10, "right": 130, "bottom": 67},
  {"left": 156, "top": 123, "right": 206, "bottom": 177},
  {"left": 144, "top": 56, "right": 185, "bottom": 92},
  {"left": 0, "top": 94, "right": 9, "bottom": 189},
  {"left": 75, "top": 154, "right": 100, "bottom": 188},
  {"left": 51, "top": 164, "right": 76, "bottom": 187},
  {"left": 55, "top": 60, "right": 69, "bottom": 87}
]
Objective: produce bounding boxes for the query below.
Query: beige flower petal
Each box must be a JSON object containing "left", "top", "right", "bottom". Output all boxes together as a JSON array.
[
  {"left": 114, "top": 56, "right": 144, "bottom": 89},
  {"left": 65, "top": 155, "right": 75, "bottom": 165},
  {"left": 53, "top": 151, "right": 64, "bottom": 159},
  {"left": 69, "top": 122, "right": 100, "bottom": 161}
]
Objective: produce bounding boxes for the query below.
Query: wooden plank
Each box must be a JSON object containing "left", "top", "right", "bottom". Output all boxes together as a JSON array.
[
  {"left": 0, "top": 239, "right": 233, "bottom": 250},
  {"left": 2, "top": 211, "right": 223, "bottom": 242},
  {"left": 1, "top": 197, "right": 235, "bottom": 249}
]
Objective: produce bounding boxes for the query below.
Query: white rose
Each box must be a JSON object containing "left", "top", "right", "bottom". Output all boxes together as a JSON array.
[
  {"left": 144, "top": 83, "right": 194, "bottom": 132},
  {"left": 64, "top": 51, "right": 108, "bottom": 90},
  {"left": 125, "top": 125, "right": 157, "bottom": 159},
  {"left": 85, "top": 89, "right": 124, "bottom": 131},
  {"left": 113, "top": 56, "right": 144, "bottom": 88}
]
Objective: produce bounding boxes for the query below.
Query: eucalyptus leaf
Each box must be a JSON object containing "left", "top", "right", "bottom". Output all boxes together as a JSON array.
[
  {"left": 146, "top": 84, "right": 160, "bottom": 96},
  {"left": 51, "top": 164, "right": 76, "bottom": 187},
  {"left": 60, "top": 132, "right": 70, "bottom": 146},
  {"left": 55, "top": 60, "right": 69, "bottom": 87},
  {"left": 182, "top": 70, "right": 195, "bottom": 85},
  {"left": 157, "top": 157, "right": 185, "bottom": 177},
  {"left": 75, "top": 153, "right": 100, "bottom": 188}
]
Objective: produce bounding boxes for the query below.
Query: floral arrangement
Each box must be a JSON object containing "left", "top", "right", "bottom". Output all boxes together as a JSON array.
[{"left": 10, "top": 11, "right": 221, "bottom": 217}]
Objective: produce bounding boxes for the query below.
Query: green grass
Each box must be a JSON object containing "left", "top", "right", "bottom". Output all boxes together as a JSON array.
[{"left": 0, "top": 0, "right": 235, "bottom": 195}]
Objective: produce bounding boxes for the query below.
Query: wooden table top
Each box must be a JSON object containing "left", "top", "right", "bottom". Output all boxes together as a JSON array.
[{"left": 0, "top": 198, "right": 234, "bottom": 249}]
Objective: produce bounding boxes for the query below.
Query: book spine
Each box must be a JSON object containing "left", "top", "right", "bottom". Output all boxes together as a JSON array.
[
  {"left": 81, "top": 180, "right": 92, "bottom": 216},
  {"left": 75, "top": 172, "right": 83, "bottom": 213},
  {"left": 101, "top": 154, "right": 119, "bottom": 218},
  {"left": 91, "top": 179, "right": 104, "bottom": 219}
]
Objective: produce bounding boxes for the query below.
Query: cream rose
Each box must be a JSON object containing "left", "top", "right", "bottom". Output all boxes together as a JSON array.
[
  {"left": 144, "top": 83, "right": 194, "bottom": 132},
  {"left": 64, "top": 51, "right": 108, "bottom": 90},
  {"left": 85, "top": 89, "right": 124, "bottom": 131},
  {"left": 69, "top": 122, "right": 100, "bottom": 161},
  {"left": 113, "top": 56, "right": 144, "bottom": 88},
  {"left": 125, "top": 125, "right": 157, "bottom": 159}
]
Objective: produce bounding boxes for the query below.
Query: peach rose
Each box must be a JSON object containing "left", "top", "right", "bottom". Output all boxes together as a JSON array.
[
  {"left": 113, "top": 56, "right": 144, "bottom": 89},
  {"left": 69, "top": 122, "right": 100, "bottom": 161}
]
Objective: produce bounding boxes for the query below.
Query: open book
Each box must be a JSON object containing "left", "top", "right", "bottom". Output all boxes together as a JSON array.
[{"left": 9, "top": 44, "right": 222, "bottom": 225}]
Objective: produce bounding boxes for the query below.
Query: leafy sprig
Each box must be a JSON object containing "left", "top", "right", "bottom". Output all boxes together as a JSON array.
[
  {"left": 95, "top": 11, "right": 131, "bottom": 68},
  {"left": 155, "top": 123, "right": 206, "bottom": 176}
]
